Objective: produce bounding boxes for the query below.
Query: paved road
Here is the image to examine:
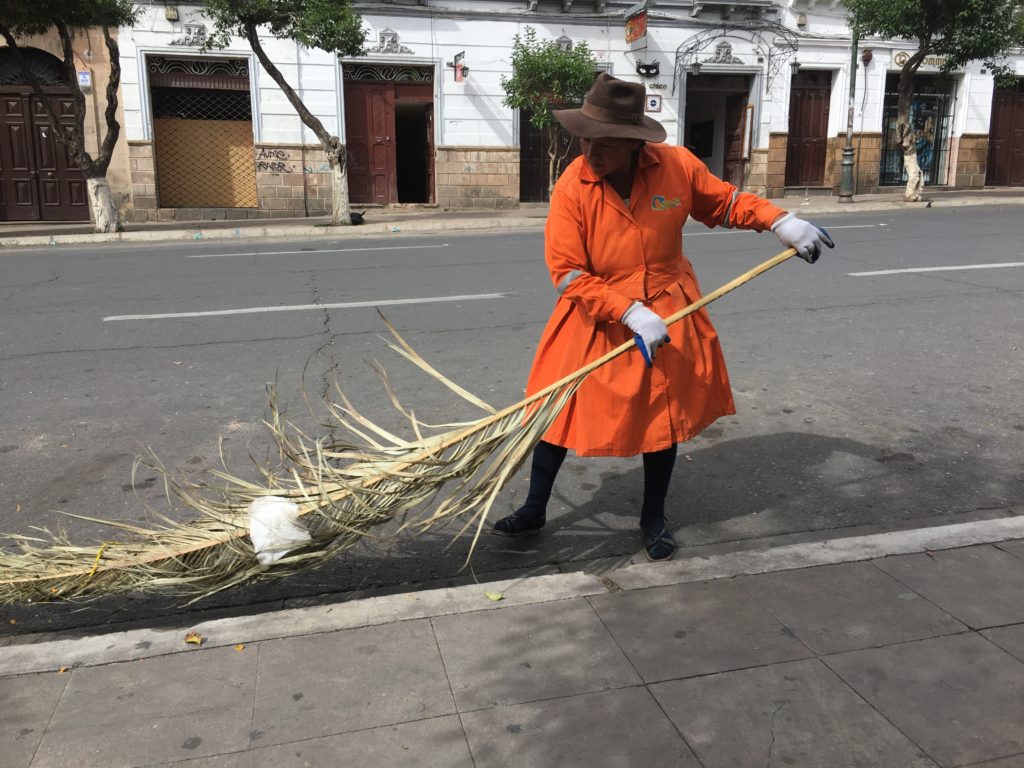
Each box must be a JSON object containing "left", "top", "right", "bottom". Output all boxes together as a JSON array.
[{"left": 1, "top": 205, "right": 1022, "bottom": 635}]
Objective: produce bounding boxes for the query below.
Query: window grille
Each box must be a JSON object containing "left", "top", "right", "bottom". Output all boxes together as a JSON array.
[{"left": 151, "top": 87, "right": 252, "bottom": 121}]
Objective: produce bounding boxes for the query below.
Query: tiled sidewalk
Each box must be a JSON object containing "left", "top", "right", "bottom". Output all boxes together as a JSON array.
[{"left": 4, "top": 530, "right": 1024, "bottom": 767}]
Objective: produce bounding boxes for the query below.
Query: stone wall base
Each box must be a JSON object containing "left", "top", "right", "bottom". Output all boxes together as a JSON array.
[
  {"left": 950, "top": 134, "right": 989, "bottom": 189},
  {"left": 435, "top": 147, "right": 520, "bottom": 210},
  {"left": 826, "top": 133, "right": 883, "bottom": 195},
  {"left": 126, "top": 142, "right": 521, "bottom": 221}
]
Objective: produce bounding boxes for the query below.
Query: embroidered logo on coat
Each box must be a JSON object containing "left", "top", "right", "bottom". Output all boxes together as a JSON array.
[{"left": 651, "top": 195, "right": 682, "bottom": 211}]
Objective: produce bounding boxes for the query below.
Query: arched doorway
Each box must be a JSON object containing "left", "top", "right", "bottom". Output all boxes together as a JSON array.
[{"left": 0, "top": 47, "right": 89, "bottom": 221}]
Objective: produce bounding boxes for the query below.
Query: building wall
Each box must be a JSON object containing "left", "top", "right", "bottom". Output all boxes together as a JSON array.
[
  {"left": 1, "top": 28, "right": 132, "bottom": 216},
  {"left": 111, "top": 2, "right": 1024, "bottom": 221}
]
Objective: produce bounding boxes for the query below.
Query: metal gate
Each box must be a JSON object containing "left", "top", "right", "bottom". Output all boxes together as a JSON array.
[
  {"left": 880, "top": 74, "right": 952, "bottom": 186},
  {"left": 149, "top": 57, "right": 257, "bottom": 208},
  {"left": 518, "top": 109, "right": 581, "bottom": 203}
]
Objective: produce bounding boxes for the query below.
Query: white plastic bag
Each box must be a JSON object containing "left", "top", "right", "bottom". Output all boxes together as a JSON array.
[{"left": 247, "top": 496, "right": 311, "bottom": 565}]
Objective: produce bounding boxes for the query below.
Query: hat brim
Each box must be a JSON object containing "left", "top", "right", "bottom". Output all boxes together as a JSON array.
[{"left": 553, "top": 107, "right": 667, "bottom": 143}]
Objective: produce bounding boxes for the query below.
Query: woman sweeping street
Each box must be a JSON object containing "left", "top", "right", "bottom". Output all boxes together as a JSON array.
[{"left": 493, "top": 73, "right": 833, "bottom": 561}]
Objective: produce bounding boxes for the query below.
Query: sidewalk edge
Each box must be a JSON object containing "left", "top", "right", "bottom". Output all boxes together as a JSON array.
[{"left": 2, "top": 515, "right": 1022, "bottom": 677}]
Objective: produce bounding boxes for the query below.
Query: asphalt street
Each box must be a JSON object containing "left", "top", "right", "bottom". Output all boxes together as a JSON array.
[{"left": 1, "top": 205, "right": 1022, "bottom": 637}]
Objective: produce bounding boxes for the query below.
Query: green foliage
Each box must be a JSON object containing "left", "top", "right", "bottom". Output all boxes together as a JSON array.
[
  {"left": 203, "top": 0, "right": 367, "bottom": 55},
  {"left": 0, "top": 0, "right": 139, "bottom": 36},
  {"left": 500, "top": 26, "right": 597, "bottom": 130},
  {"left": 847, "top": 0, "right": 1024, "bottom": 72}
]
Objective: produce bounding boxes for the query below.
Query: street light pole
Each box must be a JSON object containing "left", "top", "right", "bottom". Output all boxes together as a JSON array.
[{"left": 838, "top": 26, "right": 859, "bottom": 202}]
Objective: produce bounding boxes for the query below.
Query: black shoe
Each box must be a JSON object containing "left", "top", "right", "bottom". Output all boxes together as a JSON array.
[
  {"left": 493, "top": 507, "right": 545, "bottom": 537},
  {"left": 642, "top": 525, "right": 675, "bottom": 562}
]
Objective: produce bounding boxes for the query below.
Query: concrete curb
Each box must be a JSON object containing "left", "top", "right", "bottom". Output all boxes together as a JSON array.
[
  {"left": 2, "top": 515, "right": 1021, "bottom": 677},
  {"left": 0, "top": 216, "right": 546, "bottom": 249},
  {"left": 3, "top": 196, "right": 1024, "bottom": 249}
]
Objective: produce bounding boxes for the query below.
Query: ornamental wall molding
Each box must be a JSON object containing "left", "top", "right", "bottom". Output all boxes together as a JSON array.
[{"left": 366, "top": 29, "right": 414, "bottom": 55}]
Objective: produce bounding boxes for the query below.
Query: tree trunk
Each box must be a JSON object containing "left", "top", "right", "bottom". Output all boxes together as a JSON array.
[
  {"left": 243, "top": 24, "right": 351, "bottom": 226},
  {"left": 329, "top": 149, "right": 351, "bottom": 226},
  {"left": 897, "top": 50, "right": 928, "bottom": 203},
  {"left": 86, "top": 177, "right": 120, "bottom": 233},
  {"left": 546, "top": 125, "right": 558, "bottom": 198}
]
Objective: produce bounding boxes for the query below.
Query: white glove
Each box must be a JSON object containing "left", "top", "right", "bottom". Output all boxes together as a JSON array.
[
  {"left": 621, "top": 302, "right": 669, "bottom": 367},
  {"left": 771, "top": 213, "right": 834, "bottom": 263}
]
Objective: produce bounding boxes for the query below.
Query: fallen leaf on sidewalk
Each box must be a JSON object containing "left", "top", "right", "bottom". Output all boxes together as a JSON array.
[
  {"left": 484, "top": 591, "right": 504, "bottom": 602},
  {"left": 234, "top": 644, "right": 245, "bottom": 651},
  {"left": 184, "top": 631, "right": 204, "bottom": 646},
  {"left": 58, "top": 666, "right": 68, "bottom": 674}
]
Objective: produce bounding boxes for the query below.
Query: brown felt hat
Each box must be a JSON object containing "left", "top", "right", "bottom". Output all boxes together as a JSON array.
[{"left": 553, "top": 72, "right": 667, "bottom": 142}]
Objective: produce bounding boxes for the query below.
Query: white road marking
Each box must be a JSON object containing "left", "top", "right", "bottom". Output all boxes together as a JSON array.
[
  {"left": 103, "top": 292, "right": 507, "bottom": 322},
  {"left": 849, "top": 261, "right": 1024, "bottom": 277},
  {"left": 187, "top": 244, "right": 449, "bottom": 258}
]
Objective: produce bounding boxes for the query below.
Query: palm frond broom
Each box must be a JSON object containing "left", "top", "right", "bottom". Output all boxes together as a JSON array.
[{"left": 0, "top": 249, "right": 796, "bottom": 604}]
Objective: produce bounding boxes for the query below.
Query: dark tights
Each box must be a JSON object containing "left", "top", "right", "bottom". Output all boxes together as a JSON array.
[{"left": 518, "top": 440, "right": 677, "bottom": 532}]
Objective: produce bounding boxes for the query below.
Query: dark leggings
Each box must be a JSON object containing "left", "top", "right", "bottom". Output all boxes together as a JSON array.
[{"left": 520, "top": 440, "right": 677, "bottom": 531}]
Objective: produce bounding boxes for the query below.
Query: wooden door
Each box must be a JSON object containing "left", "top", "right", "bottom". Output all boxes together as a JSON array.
[
  {"left": 33, "top": 96, "right": 88, "bottom": 220},
  {"left": 0, "top": 92, "right": 39, "bottom": 221},
  {"left": 0, "top": 90, "right": 88, "bottom": 222},
  {"left": 722, "top": 93, "right": 747, "bottom": 188},
  {"left": 424, "top": 103, "right": 435, "bottom": 203},
  {"left": 785, "top": 71, "right": 832, "bottom": 187},
  {"left": 344, "top": 82, "right": 396, "bottom": 205},
  {"left": 987, "top": 79, "right": 1024, "bottom": 186}
]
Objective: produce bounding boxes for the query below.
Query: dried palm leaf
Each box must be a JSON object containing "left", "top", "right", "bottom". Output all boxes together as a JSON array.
[{"left": 0, "top": 249, "right": 796, "bottom": 604}]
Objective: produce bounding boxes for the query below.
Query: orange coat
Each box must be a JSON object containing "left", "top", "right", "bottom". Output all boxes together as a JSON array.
[{"left": 527, "top": 143, "right": 787, "bottom": 457}]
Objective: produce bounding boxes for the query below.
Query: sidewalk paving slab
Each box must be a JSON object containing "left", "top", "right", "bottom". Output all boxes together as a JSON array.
[
  {"left": 873, "top": 545, "right": 1024, "bottom": 629},
  {"left": 588, "top": 579, "right": 813, "bottom": 683},
  {"left": 31, "top": 644, "right": 256, "bottom": 768},
  {"left": 251, "top": 619, "right": 453, "bottom": 748},
  {"left": 981, "top": 625, "right": 1024, "bottom": 665},
  {"left": 430, "top": 599, "right": 640, "bottom": 712},
  {"left": 1, "top": 672, "right": 68, "bottom": 768},
  {"left": 248, "top": 716, "right": 474, "bottom": 768},
  {"left": 824, "top": 633, "right": 1024, "bottom": 768},
  {"left": 997, "top": 539, "right": 1024, "bottom": 560},
  {"left": 459, "top": 686, "right": 701, "bottom": 768},
  {"left": 735, "top": 560, "right": 966, "bottom": 655},
  {"left": 650, "top": 657, "right": 938, "bottom": 768}
]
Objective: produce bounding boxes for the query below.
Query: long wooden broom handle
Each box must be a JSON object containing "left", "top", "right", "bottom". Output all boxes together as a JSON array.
[{"left": 520, "top": 246, "right": 799, "bottom": 404}]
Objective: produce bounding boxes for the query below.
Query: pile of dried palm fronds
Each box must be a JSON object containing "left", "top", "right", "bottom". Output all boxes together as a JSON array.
[{"left": 0, "top": 249, "right": 796, "bottom": 604}]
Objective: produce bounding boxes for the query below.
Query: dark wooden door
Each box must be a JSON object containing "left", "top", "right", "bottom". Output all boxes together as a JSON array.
[
  {"left": 0, "top": 92, "right": 39, "bottom": 220},
  {"left": 344, "top": 82, "right": 396, "bottom": 205},
  {"left": 722, "top": 93, "right": 747, "bottom": 188},
  {"left": 0, "top": 90, "right": 88, "bottom": 221},
  {"left": 785, "top": 70, "right": 832, "bottom": 186},
  {"left": 518, "top": 111, "right": 581, "bottom": 202},
  {"left": 987, "top": 79, "right": 1024, "bottom": 186},
  {"left": 33, "top": 96, "right": 88, "bottom": 220},
  {"left": 424, "top": 103, "right": 435, "bottom": 204}
]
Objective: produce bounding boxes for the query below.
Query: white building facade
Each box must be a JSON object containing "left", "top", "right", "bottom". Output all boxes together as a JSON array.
[{"left": 111, "top": 0, "right": 1024, "bottom": 221}]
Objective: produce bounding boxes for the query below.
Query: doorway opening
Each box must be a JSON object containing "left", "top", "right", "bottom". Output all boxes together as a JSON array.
[
  {"left": 395, "top": 101, "right": 431, "bottom": 203},
  {"left": 342, "top": 66, "right": 435, "bottom": 206},
  {"left": 684, "top": 74, "right": 753, "bottom": 188}
]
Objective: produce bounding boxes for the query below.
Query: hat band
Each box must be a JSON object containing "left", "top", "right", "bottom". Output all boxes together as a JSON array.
[{"left": 581, "top": 101, "right": 644, "bottom": 126}]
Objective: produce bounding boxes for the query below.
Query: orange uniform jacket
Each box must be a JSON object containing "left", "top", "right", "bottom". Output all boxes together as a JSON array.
[{"left": 527, "top": 142, "right": 787, "bottom": 457}]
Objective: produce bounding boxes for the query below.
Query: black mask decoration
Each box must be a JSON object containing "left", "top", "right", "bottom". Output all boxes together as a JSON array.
[{"left": 635, "top": 60, "right": 660, "bottom": 78}]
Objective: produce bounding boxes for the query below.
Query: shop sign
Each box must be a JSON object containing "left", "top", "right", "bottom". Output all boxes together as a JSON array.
[
  {"left": 893, "top": 50, "right": 948, "bottom": 69},
  {"left": 626, "top": 10, "right": 647, "bottom": 52}
]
